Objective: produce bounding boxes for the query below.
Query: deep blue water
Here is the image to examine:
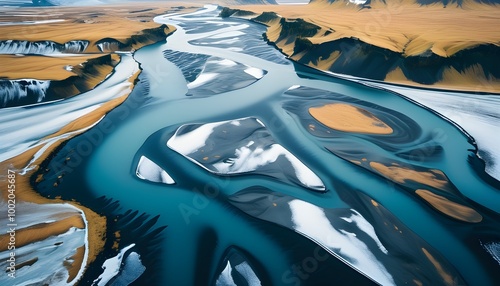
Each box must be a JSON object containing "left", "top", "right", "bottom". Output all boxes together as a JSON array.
[{"left": 28, "top": 5, "right": 500, "bottom": 286}]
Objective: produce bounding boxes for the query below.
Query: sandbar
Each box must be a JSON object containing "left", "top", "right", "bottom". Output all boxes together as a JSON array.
[
  {"left": 416, "top": 189, "right": 482, "bottom": 223},
  {"left": 369, "top": 161, "right": 450, "bottom": 192},
  {"left": 0, "top": 2, "right": 197, "bottom": 282},
  {"left": 309, "top": 103, "right": 393, "bottom": 135}
]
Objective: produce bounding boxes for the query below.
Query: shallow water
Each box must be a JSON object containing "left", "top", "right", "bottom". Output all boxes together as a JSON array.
[{"left": 11, "top": 4, "right": 500, "bottom": 286}]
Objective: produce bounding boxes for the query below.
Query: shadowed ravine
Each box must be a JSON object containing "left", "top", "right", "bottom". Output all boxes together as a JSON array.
[{"left": 8, "top": 4, "right": 500, "bottom": 286}]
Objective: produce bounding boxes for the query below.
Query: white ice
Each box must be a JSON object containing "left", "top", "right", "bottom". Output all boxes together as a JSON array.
[
  {"left": 136, "top": 155, "right": 175, "bottom": 185},
  {"left": 235, "top": 261, "right": 261, "bottom": 286},
  {"left": 289, "top": 200, "right": 395, "bottom": 286},
  {"left": 92, "top": 244, "right": 135, "bottom": 286},
  {"left": 216, "top": 261, "right": 237, "bottom": 286},
  {"left": 187, "top": 73, "right": 218, "bottom": 89},
  {"left": 244, "top": 67, "right": 265, "bottom": 79},
  {"left": 0, "top": 53, "right": 139, "bottom": 164}
]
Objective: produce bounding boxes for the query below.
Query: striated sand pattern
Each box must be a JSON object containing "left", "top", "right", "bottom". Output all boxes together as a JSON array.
[
  {"left": 0, "top": 215, "right": 85, "bottom": 251},
  {"left": 0, "top": 69, "right": 139, "bottom": 259},
  {"left": 0, "top": 3, "right": 191, "bottom": 282},
  {"left": 0, "top": 68, "right": 139, "bottom": 283},
  {"left": 0, "top": 54, "right": 122, "bottom": 107},
  {"left": 0, "top": 4, "right": 178, "bottom": 107}
]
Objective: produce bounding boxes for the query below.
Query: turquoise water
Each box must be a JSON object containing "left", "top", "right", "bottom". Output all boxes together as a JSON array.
[{"left": 34, "top": 5, "right": 500, "bottom": 285}]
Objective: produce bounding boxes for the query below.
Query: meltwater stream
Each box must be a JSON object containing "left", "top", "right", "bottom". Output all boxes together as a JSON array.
[{"left": 31, "top": 5, "right": 500, "bottom": 285}]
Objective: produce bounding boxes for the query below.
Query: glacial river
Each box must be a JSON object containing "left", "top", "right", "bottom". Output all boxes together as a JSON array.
[{"left": 20, "top": 5, "right": 500, "bottom": 286}]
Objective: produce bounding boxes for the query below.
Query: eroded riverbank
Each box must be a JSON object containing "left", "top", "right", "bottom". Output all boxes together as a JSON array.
[{"left": 1, "top": 4, "right": 499, "bottom": 286}]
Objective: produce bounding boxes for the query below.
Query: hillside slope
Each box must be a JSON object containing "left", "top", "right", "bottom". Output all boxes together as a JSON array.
[
  {"left": 224, "top": 1, "right": 500, "bottom": 92},
  {"left": 28, "top": 0, "right": 278, "bottom": 6}
]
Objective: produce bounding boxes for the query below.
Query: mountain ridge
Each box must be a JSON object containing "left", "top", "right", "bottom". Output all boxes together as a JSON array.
[
  {"left": 28, "top": 0, "right": 278, "bottom": 6},
  {"left": 309, "top": 0, "right": 500, "bottom": 7},
  {"left": 221, "top": 4, "right": 500, "bottom": 92}
]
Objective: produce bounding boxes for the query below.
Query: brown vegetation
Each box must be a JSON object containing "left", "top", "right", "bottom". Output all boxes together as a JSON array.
[
  {"left": 0, "top": 54, "right": 103, "bottom": 80},
  {"left": 0, "top": 3, "right": 179, "bottom": 53},
  {"left": 0, "top": 3, "right": 194, "bottom": 283},
  {"left": 229, "top": 2, "right": 500, "bottom": 92}
]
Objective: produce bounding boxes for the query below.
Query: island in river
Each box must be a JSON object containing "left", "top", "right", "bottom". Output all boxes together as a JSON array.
[{"left": 0, "top": 1, "right": 499, "bottom": 285}]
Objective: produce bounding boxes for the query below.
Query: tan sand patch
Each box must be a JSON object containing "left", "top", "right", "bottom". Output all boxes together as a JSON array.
[
  {"left": 232, "top": 3, "right": 500, "bottom": 93},
  {"left": 237, "top": 3, "right": 500, "bottom": 57},
  {"left": 0, "top": 215, "right": 84, "bottom": 251},
  {"left": 66, "top": 246, "right": 86, "bottom": 283},
  {"left": 0, "top": 4, "right": 186, "bottom": 274},
  {"left": 0, "top": 54, "right": 104, "bottom": 80},
  {"left": 15, "top": 257, "right": 38, "bottom": 270},
  {"left": 416, "top": 189, "right": 482, "bottom": 223},
  {"left": 48, "top": 54, "right": 120, "bottom": 100},
  {"left": 0, "top": 71, "right": 138, "bottom": 265},
  {"left": 369, "top": 161, "right": 451, "bottom": 192},
  {"left": 421, "top": 247, "right": 455, "bottom": 286},
  {"left": 0, "top": 3, "right": 187, "bottom": 52},
  {"left": 385, "top": 65, "right": 500, "bottom": 93},
  {"left": 309, "top": 103, "right": 393, "bottom": 134}
]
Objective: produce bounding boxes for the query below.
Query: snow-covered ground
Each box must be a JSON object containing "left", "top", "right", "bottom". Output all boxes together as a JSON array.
[{"left": 367, "top": 83, "right": 500, "bottom": 181}]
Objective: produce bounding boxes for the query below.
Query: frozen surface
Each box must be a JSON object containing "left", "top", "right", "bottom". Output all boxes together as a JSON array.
[{"left": 167, "top": 117, "right": 325, "bottom": 191}]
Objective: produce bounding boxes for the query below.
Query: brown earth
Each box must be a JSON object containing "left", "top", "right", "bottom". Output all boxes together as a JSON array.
[{"left": 227, "top": 2, "right": 500, "bottom": 93}]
